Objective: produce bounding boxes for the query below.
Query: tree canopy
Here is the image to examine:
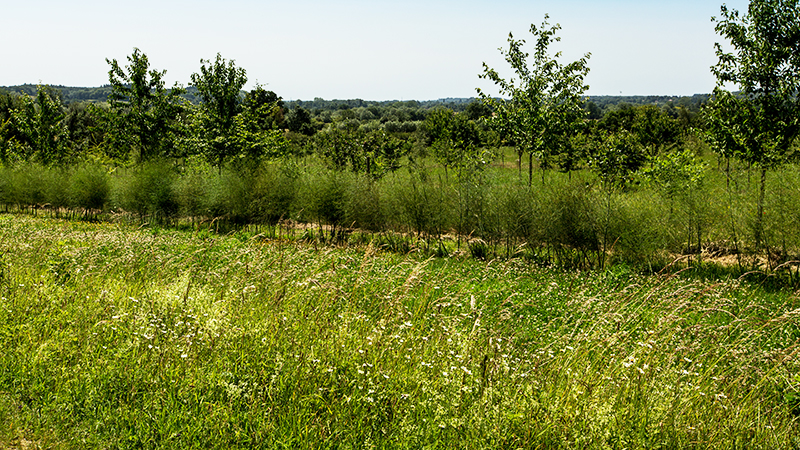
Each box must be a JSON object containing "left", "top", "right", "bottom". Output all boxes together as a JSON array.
[
  {"left": 105, "top": 48, "right": 186, "bottom": 162},
  {"left": 478, "top": 15, "right": 591, "bottom": 185},
  {"left": 705, "top": 0, "right": 800, "bottom": 247}
]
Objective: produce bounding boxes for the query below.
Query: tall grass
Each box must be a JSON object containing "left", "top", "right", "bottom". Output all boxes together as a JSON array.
[{"left": 0, "top": 215, "right": 798, "bottom": 448}]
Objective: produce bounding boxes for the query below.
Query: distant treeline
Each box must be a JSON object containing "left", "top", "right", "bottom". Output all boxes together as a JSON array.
[{"left": 0, "top": 83, "right": 710, "bottom": 115}]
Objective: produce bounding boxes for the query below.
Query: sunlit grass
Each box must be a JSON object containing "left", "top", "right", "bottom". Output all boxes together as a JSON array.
[{"left": 1, "top": 215, "right": 798, "bottom": 448}]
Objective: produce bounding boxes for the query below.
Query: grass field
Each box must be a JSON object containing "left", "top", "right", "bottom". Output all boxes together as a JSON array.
[{"left": 1, "top": 214, "right": 799, "bottom": 448}]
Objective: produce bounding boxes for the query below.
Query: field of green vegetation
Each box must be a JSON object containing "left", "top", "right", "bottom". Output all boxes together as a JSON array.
[
  {"left": 2, "top": 146, "right": 800, "bottom": 274},
  {"left": 1, "top": 214, "right": 798, "bottom": 448},
  {"left": 2, "top": 1, "right": 800, "bottom": 446}
]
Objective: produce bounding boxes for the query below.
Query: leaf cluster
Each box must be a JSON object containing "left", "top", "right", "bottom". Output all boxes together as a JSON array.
[
  {"left": 706, "top": 0, "right": 800, "bottom": 167},
  {"left": 477, "top": 15, "right": 591, "bottom": 182}
]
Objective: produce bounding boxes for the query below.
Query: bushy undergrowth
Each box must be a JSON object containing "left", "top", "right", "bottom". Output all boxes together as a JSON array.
[
  {"left": 2, "top": 155, "right": 800, "bottom": 270},
  {"left": 0, "top": 216, "right": 798, "bottom": 448}
]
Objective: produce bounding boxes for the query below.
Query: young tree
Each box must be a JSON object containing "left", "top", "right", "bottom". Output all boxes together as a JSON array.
[
  {"left": 705, "top": 0, "right": 800, "bottom": 249},
  {"left": 286, "top": 106, "right": 316, "bottom": 136},
  {"left": 190, "top": 53, "right": 248, "bottom": 169},
  {"left": 421, "top": 108, "right": 483, "bottom": 179},
  {"left": 599, "top": 104, "right": 681, "bottom": 162},
  {"left": 242, "top": 85, "right": 285, "bottom": 131},
  {"left": 477, "top": 15, "right": 591, "bottom": 186},
  {"left": 2, "top": 86, "right": 68, "bottom": 165},
  {"left": 105, "top": 48, "right": 186, "bottom": 162}
]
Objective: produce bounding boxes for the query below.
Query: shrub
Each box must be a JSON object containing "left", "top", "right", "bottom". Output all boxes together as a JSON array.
[
  {"left": 116, "top": 160, "right": 179, "bottom": 221},
  {"left": 343, "top": 175, "right": 385, "bottom": 232},
  {"left": 175, "top": 163, "right": 212, "bottom": 220},
  {"left": 205, "top": 167, "right": 254, "bottom": 224},
  {"left": 250, "top": 161, "right": 299, "bottom": 224},
  {"left": 388, "top": 170, "right": 449, "bottom": 237},
  {"left": 70, "top": 162, "right": 110, "bottom": 211}
]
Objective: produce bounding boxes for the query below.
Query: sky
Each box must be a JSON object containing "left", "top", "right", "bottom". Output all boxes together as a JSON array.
[{"left": 0, "top": 0, "right": 749, "bottom": 101}]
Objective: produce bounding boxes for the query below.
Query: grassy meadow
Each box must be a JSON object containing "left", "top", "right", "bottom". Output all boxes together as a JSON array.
[{"left": 1, "top": 214, "right": 799, "bottom": 448}]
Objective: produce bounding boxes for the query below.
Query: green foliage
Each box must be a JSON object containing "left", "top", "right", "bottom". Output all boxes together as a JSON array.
[
  {"left": 421, "top": 108, "right": 485, "bottom": 179},
  {"left": 242, "top": 84, "right": 285, "bottom": 131},
  {"left": 706, "top": 0, "right": 800, "bottom": 248},
  {"left": 115, "top": 160, "right": 179, "bottom": 220},
  {"left": 478, "top": 15, "right": 590, "bottom": 185},
  {"left": 205, "top": 167, "right": 256, "bottom": 224},
  {"left": 1, "top": 216, "right": 799, "bottom": 448},
  {"left": 286, "top": 106, "right": 316, "bottom": 135},
  {"left": 1, "top": 86, "right": 69, "bottom": 166},
  {"left": 303, "top": 169, "right": 347, "bottom": 231},
  {"left": 0, "top": 163, "right": 68, "bottom": 208},
  {"left": 62, "top": 102, "right": 105, "bottom": 155},
  {"left": 191, "top": 54, "right": 247, "bottom": 134},
  {"left": 189, "top": 56, "right": 290, "bottom": 169},
  {"left": 632, "top": 105, "right": 682, "bottom": 158},
  {"left": 642, "top": 148, "right": 708, "bottom": 200},
  {"left": 598, "top": 103, "right": 683, "bottom": 161},
  {"left": 541, "top": 182, "right": 600, "bottom": 259},
  {"left": 392, "top": 171, "right": 449, "bottom": 237},
  {"left": 69, "top": 162, "right": 110, "bottom": 211},
  {"left": 249, "top": 161, "right": 299, "bottom": 224},
  {"left": 587, "top": 130, "right": 646, "bottom": 187},
  {"left": 105, "top": 48, "right": 187, "bottom": 162},
  {"left": 313, "top": 128, "right": 409, "bottom": 180}
]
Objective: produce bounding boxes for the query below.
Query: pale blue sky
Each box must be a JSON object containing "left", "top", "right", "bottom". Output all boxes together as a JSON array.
[{"left": 1, "top": 0, "right": 749, "bottom": 100}]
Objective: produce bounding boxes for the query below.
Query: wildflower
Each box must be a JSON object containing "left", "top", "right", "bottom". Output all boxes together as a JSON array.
[{"left": 623, "top": 356, "right": 636, "bottom": 368}]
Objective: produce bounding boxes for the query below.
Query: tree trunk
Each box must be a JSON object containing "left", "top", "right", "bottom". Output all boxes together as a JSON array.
[
  {"left": 755, "top": 167, "right": 767, "bottom": 250},
  {"left": 528, "top": 152, "right": 533, "bottom": 187}
]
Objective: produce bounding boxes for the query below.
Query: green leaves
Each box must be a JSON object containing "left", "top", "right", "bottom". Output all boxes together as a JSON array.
[
  {"left": 707, "top": 0, "right": 800, "bottom": 168},
  {"left": 190, "top": 54, "right": 247, "bottom": 134},
  {"left": 313, "top": 128, "right": 409, "bottom": 180},
  {"left": 587, "top": 130, "right": 646, "bottom": 187},
  {"left": 105, "top": 48, "right": 187, "bottom": 163},
  {"left": 421, "top": 108, "right": 483, "bottom": 178},
  {"left": 706, "top": 0, "right": 800, "bottom": 248},
  {"left": 190, "top": 54, "right": 289, "bottom": 169},
  {"left": 641, "top": 148, "right": 708, "bottom": 200},
  {"left": 1, "top": 86, "right": 68, "bottom": 166},
  {"left": 478, "top": 15, "right": 591, "bottom": 185}
]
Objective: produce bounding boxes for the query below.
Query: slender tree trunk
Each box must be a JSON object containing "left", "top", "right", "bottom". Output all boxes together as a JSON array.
[
  {"left": 723, "top": 157, "right": 742, "bottom": 268},
  {"left": 755, "top": 167, "right": 767, "bottom": 250},
  {"left": 528, "top": 152, "right": 533, "bottom": 187}
]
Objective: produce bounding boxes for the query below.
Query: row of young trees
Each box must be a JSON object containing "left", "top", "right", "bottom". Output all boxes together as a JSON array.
[
  {"left": 472, "top": 1, "right": 800, "bottom": 261},
  {"left": 0, "top": 51, "right": 302, "bottom": 169},
  {"left": 1, "top": 0, "right": 798, "bottom": 268}
]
